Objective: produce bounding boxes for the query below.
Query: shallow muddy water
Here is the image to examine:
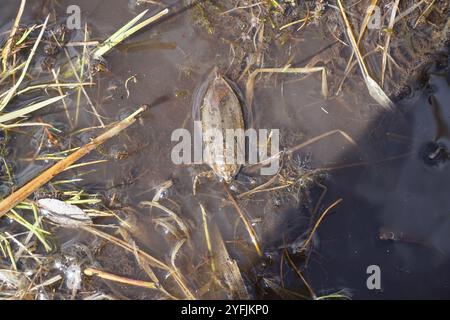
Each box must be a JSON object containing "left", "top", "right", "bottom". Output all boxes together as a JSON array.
[{"left": 1, "top": 0, "right": 449, "bottom": 299}]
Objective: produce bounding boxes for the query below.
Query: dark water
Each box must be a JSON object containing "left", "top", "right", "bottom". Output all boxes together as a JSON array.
[
  {"left": 1, "top": 0, "right": 449, "bottom": 299},
  {"left": 307, "top": 70, "right": 450, "bottom": 299}
]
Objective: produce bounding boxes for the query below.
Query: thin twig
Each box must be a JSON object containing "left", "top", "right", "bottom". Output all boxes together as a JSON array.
[
  {"left": 1, "top": 0, "right": 26, "bottom": 71},
  {"left": 223, "top": 182, "right": 262, "bottom": 257},
  {"left": 283, "top": 248, "right": 316, "bottom": 299},
  {"left": 199, "top": 203, "right": 216, "bottom": 272},
  {"left": 84, "top": 267, "right": 157, "bottom": 289},
  {"left": 301, "top": 198, "right": 343, "bottom": 251},
  {"left": 0, "top": 15, "right": 49, "bottom": 111},
  {"left": 336, "top": 0, "right": 394, "bottom": 109},
  {"left": 337, "top": 0, "right": 378, "bottom": 94},
  {"left": 381, "top": 0, "right": 400, "bottom": 86}
]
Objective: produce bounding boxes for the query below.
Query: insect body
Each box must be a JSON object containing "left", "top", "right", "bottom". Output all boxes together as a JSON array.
[{"left": 193, "top": 68, "right": 245, "bottom": 184}]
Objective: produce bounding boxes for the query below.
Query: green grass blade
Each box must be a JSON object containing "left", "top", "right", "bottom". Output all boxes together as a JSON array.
[
  {"left": 7, "top": 209, "right": 52, "bottom": 252},
  {"left": 15, "top": 25, "right": 37, "bottom": 46},
  {"left": 92, "top": 9, "right": 168, "bottom": 59},
  {"left": 0, "top": 15, "right": 50, "bottom": 112},
  {"left": 0, "top": 95, "right": 67, "bottom": 123},
  {"left": 92, "top": 9, "right": 149, "bottom": 59}
]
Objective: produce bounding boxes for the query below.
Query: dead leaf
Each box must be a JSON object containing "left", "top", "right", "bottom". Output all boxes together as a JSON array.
[{"left": 37, "top": 198, "right": 92, "bottom": 227}]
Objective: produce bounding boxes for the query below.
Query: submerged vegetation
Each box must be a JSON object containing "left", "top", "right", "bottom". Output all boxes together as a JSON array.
[{"left": 0, "top": 0, "right": 448, "bottom": 299}]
